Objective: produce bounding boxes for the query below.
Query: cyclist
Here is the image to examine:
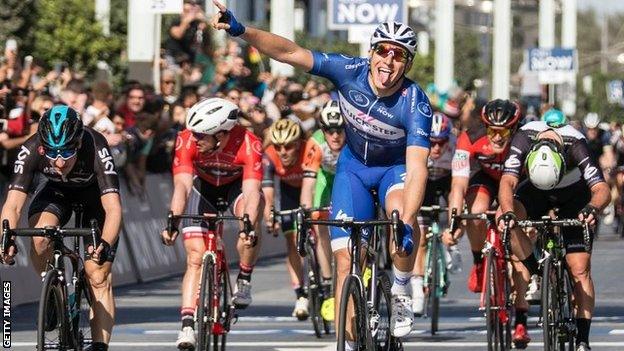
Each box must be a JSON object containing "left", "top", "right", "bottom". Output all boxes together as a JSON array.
[
  {"left": 410, "top": 112, "right": 455, "bottom": 316},
  {"left": 0, "top": 105, "right": 121, "bottom": 351},
  {"left": 262, "top": 119, "right": 309, "bottom": 319},
  {"left": 161, "top": 98, "right": 264, "bottom": 349},
  {"left": 443, "top": 99, "right": 521, "bottom": 294},
  {"left": 300, "top": 100, "right": 346, "bottom": 319},
  {"left": 582, "top": 112, "right": 613, "bottom": 166},
  {"left": 498, "top": 119, "right": 610, "bottom": 351},
  {"left": 211, "top": 2, "right": 433, "bottom": 343}
]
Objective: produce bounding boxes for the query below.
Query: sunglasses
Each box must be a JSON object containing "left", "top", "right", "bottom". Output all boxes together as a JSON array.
[
  {"left": 275, "top": 143, "right": 297, "bottom": 151},
  {"left": 430, "top": 139, "right": 448, "bottom": 147},
  {"left": 322, "top": 127, "right": 344, "bottom": 135},
  {"left": 373, "top": 44, "right": 410, "bottom": 63},
  {"left": 486, "top": 127, "right": 511, "bottom": 139},
  {"left": 45, "top": 148, "right": 77, "bottom": 161}
]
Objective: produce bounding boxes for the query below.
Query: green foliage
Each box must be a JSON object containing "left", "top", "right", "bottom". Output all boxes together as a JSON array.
[
  {"left": 454, "top": 30, "right": 484, "bottom": 90},
  {"left": 406, "top": 52, "right": 434, "bottom": 87},
  {"left": 0, "top": 0, "right": 37, "bottom": 55},
  {"left": 577, "top": 72, "right": 624, "bottom": 123},
  {"left": 31, "top": 0, "right": 124, "bottom": 79}
]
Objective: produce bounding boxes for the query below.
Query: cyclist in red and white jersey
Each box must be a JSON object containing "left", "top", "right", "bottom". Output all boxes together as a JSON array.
[
  {"left": 443, "top": 99, "right": 521, "bottom": 294},
  {"left": 161, "top": 98, "right": 264, "bottom": 349}
]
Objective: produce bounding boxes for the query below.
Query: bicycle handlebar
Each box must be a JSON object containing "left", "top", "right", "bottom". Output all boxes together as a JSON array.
[
  {"left": 167, "top": 211, "right": 255, "bottom": 246},
  {"left": 507, "top": 217, "right": 591, "bottom": 252}
]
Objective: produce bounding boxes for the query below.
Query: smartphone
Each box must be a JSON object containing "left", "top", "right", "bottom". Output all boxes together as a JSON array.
[
  {"left": 5, "top": 39, "right": 17, "bottom": 52},
  {"left": 24, "top": 55, "right": 33, "bottom": 69}
]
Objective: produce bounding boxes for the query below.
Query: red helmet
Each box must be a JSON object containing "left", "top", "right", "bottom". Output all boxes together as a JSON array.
[{"left": 481, "top": 99, "right": 521, "bottom": 128}]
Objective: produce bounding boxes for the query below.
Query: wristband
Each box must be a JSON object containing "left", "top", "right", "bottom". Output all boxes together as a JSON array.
[{"left": 220, "top": 9, "right": 246, "bottom": 37}]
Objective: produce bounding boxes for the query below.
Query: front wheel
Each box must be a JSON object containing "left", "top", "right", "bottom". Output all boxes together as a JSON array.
[
  {"left": 37, "top": 270, "right": 69, "bottom": 351},
  {"left": 71, "top": 268, "right": 93, "bottom": 350},
  {"left": 337, "top": 275, "right": 371, "bottom": 351},
  {"left": 371, "top": 272, "right": 395, "bottom": 351},
  {"left": 197, "top": 256, "right": 216, "bottom": 351},
  {"left": 484, "top": 250, "right": 508, "bottom": 351},
  {"left": 428, "top": 237, "right": 440, "bottom": 335},
  {"left": 305, "top": 240, "right": 324, "bottom": 338}
]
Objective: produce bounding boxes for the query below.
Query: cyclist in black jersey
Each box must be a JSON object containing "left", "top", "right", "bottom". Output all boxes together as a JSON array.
[
  {"left": 0, "top": 105, "right": 122, "bottom": 351},
  {"left": 498, "top": 120, "right": 610, "bottom": 351}
]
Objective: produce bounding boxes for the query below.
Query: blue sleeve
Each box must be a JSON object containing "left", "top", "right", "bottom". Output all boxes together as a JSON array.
[
  {"left": 405, "top": 86, "right": 433, "bottom": 148},
  {"left": 309, "top": 51, "right": 366, "bottom": 84}
]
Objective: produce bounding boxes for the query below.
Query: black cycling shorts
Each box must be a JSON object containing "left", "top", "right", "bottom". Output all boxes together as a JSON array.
[
  {"left": 28, "top": 183, "right": 118, "bottom": 262},
  {"left": 182, "top": 177, "right": 243, "bottom": 234},
  {"left": 277, "top": 182, "right": 301, "bottom": 233},
  {"left": 467, "top": 170, "right": 499, "bottom": 200},
  {"left": 514, "top": 179, "right": 593, "bottom": 254}
]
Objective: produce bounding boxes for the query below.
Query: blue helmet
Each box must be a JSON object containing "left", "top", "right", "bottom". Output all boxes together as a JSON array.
[
  {"left": 541, "top": 108, "right": 566, "bottom": 128},
  {"left": 38, "top": 105, "right": 84, "bottom": 150},
  {"left": 430, "top": 112, "right": 451, "bottom": 140}
]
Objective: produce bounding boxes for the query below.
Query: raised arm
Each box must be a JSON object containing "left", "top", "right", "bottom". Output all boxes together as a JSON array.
[{"left": 211, "top": 0, "right": 314, "bottom": 72}]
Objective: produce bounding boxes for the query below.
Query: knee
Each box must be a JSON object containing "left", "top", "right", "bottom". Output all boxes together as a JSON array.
[
  {"left": 87, "top": 268, "right": 111, "bottom": 290},
  {"left": 31, "top": 238, "right": 50, "bottom": 255},
  {"left": 186, "top": 251, "right": 204, "bottom": 269},
  {"left": 569, "top": 264, "right": 591, "bottom": 282}
]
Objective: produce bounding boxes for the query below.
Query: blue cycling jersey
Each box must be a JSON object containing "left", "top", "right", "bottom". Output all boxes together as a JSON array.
[{"left": 310, "top": 51, "right": 432, "bottom": 167}]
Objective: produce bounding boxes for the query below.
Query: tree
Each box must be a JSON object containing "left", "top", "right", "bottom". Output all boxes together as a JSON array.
[
  {"left": 454, "top": 30, "right": 484, "bottom": 91},
  {"left": 31, "top": 0, "right": 124, "bottom": 77},
  {"left": 0, "top": 0, "right": 37, "bottom": 55}
]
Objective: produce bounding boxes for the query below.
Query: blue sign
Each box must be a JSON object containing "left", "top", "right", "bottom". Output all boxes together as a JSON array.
[
  {"left": 328, "top": 0, "right": 407, "bottom": 30},
  {"left": 528, "top": 48, "right": 577, "bottom": 73},
  {"left": 607, "top": 80, "right": 624, "bottom": 105}
]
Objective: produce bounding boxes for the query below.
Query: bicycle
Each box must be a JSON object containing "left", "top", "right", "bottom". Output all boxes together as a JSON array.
[
  {"left": 1, "top": 204, "right": 98, "bottom": 351},
  {"left": 512, "top": 216, "right": 590, "bottom": 351},
  {"left": 449, "top": 209, "right": 512, "bottom": 351},
  {"left": 418, "top": 205, "right": 449, "bottom": 335},
  {"left": 270, "top": 206, "right": 332, "bottom": 337},
  {"left": 297, "top": 206, "right": 403, "bottom": 351},
  {"left": 167, "top": 199, "right": 254, "bottom": 351}
]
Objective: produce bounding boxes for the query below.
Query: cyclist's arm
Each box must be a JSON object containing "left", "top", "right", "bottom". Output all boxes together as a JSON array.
[
  {"left": 300, "top": 176, "right": 316, "bottom": 210},
  {"left": 170, "top": 173, "right": 193, "bottom": 217},
  {"left": 498, "top": 174, "right": 519, "bottom": 214},
  {"left": 241, "top": 178, "right": 262, "bottom": 226},
  {"left": 588, "top": 181, "right": 610, "bottom": 211},
  {"left": 300, "top": 138, "right": 321, "bottom": 209},
  {"left": 262, "top": 186, "right": 275, "bottom": 224},
  {"left": 239, "top": 27, "right": 314, "bottom": 72},
  {"left": 0, "top": 190, "right": 28, "bottom": 231},
  {"left": 447, "top": 175, "right": 468, "bottom": 223},
  {"left": 100, "top": 192, "right": 122, "bottom": 245},
  {"left": 402, "top": 146, "right": 429, "bottom": 227},
  {"left": 261, "top": 153, "right": 276, "bottom": 223}
]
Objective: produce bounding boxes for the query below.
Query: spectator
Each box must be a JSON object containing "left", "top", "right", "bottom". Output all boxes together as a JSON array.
[
  {"left": 124, "top": 112, "right": 159, "bottom": 197},
  {"left": 59, "top": 79, "right": 88, "bottom": 113},
  {"left": 160, "top": 69, "right": 179, "bottom": 106},
  {"left": 178, "top": 86, "right": 199, "bottom": 110},
  {"left": 30, "top": 94, "right": 54, "bottom": 122},
  {"left": 240, "top": 104, "right": 271, "bottom": 139},
  {"left": 116, "top": 83, "right": 146, "bottom": 128},
  {"left": 84, "top": 80, "right": 113, "bottom": 127},
  {"left": 165, "top": 0, "right": 206, "bottom": 66}
]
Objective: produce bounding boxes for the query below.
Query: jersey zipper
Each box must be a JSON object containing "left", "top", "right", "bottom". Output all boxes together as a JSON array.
[{"left": 363, "top": 97, "right": 379, "bottom": 164}]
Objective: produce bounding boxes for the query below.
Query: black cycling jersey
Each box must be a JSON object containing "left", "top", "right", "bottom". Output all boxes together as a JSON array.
[
  {"left": 503, "top": 121, "right": 604, "bottom": 189},
  {"left": 8, "top": 127, "right": 120, "bottom": 195}
]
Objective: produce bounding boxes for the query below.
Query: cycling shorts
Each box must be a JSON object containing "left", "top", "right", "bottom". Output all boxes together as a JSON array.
[
  {"left": 330, "top": 146, "right": 405, "bottom": 252},
  {"left": 467, "top": 170, "right": 499, "bottom": 200},
  {"left": 28, "top": 183, "right": 118, "bottom": 262},
  {"left": 277, "top": 182, "right": 301, "bottom": 234},
  {"left": 182, "top": 177, "right": 243, "bottom": 238},
  {"left": 514, "top": 179, "right": 593, "bottom": 254},
  {"left": 419, "top": 175, "right": 451, "bottom": 226}
]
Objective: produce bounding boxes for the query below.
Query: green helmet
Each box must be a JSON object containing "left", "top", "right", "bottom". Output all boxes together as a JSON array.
[
  {"left": 541, "top": 108, "right": 566, "bottom": 128},
  {"left": 525, "top": 139, "right": 566, "bottom": 190}
]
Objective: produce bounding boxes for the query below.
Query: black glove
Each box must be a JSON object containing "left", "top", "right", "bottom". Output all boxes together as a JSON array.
[
  {"left": 579, "top": 204, "right": 599, "bottom": 221},
  {"left": 496, "top": 211, "right": 517, "bottom": 227},
  {"left": 93, "top": 240, "right": 112, "bottom": 265}
]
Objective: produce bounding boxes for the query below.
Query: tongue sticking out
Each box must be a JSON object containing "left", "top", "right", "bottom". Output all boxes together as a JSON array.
[{"left": 377, "top": 69, "right": 391, "bottom": 86}]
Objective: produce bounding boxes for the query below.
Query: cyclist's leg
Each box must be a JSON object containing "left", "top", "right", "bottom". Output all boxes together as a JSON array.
[
  {"left": 330, "top": 156, "right": 377, "bottom": 342},
  {"left": 232, "top": 178, "right": 264, "bottom": 283},
  {"left": 313, "top": 170, "right": 333, "bottom": 282},
  {"left": 27, "top": 184, "right": 72, "bottom": 273}
]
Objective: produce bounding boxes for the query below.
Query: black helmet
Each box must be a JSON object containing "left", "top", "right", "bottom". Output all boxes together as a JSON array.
[
  {"left": 481, "top": 99, "right": 521, "bottom": 128},
  {"left": 38, "top": 105, "right": 83, "bottom": 150}
]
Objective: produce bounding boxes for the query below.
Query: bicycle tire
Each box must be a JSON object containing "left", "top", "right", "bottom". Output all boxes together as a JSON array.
[
  {"left": 371, "top": 272, "right": 394, "bottom": 351},
  {"left": 484, "top": 249, "right": 504, "bottom": 351},
  {"left": 197, "top": 256, "right": 216, "bottom": 351},
  {"left": 542, "top": 255, "right": 557, "bottom": 351},
  {"left": 337, "top": 275, "right": 371, "bottom": 351},
  {"left": 559, "top": 266, "right": 576, "bottom": 351},
  {"left": 37, "top": 269, "right": 69, "bottom": 351},
  {"left": 429, "top": 236, "right": 440, "bottom": 335},
  {"left": 306, "top": 240, "right": 324, "bottom": 338},
  {"left": 71, "top": 268, "right": 92, "bottom": 350},
  {"left": 213, "top": 263, "right": 230, "bottom": 351}
]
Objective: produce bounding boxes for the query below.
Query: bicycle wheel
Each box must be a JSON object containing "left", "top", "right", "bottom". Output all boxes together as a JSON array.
[
  {"left": 337, "top": 275, "right": 371, "bottom": 351},
  {"left": 197, "top": 256, "right": 216, "bottom": 351},
  {"left": 541, "top": 256, "right": 558, "bottom": 351},
  {"left": 559, "top": 266, "right": 576, "bottom": 351},
  {"left": 371, "top": 272, "right": 394, "bottom": 351},
  {"left": 429, "top": 237, "right": 440, "bottom": 335},
  {"left": 213, "top": 263, "right": 231, "bottom": 351},
  {"left": 37, "top": 269, "right": 70, "bottom": 351},
  {"left": 71, "top": 268, "right": 93, "bottom": 350},
  {"left": 484, "top": 250, "right": 504, "bottom": 351},
  {"left": 305, "top": 240, "right": 324, "bottom": 338}
]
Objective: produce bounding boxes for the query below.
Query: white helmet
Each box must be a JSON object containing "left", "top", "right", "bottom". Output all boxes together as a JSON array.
[
  {"left": 370, "top": 22, "right": 417, "bottom": 57},
  {"left": 186, "top": 98, "right": 238, "bottom": 135},
  {"left": 319, "top": 100, "right": 344, "bottom": 129},
  {"left": 583, "top": 112, "right": 600, "bottom": 129},
  {"left": 525, "top": 140, "right": 566, "bottom": 190}
]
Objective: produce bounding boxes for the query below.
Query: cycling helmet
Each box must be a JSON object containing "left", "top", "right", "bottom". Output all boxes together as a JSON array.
[
  {"left": 541, "top": 108, "right": 566, "bottom": 128},
  {"left": 38, "top": 105, "right": 83, "bottom": 150},
  {"left": 270, "top": 119, "right": 302, "bottom": 145},
  {"left": 583, "top": 112, "right": 600, "bottom": 129},
  {"left": 431, "top": 112, "right": 451, "bottom": 140},
  {"left": 370, "top": 21, "right": 417, "bottom": 57},
  {"left": 186, "top": 98, "right": 238, "bottom": 135},
  {"left": 525, "top": 139, "right": 566, "bottom": 190},
  {"left": 319, "top": 100, "right": 344, "bottom": 129},
  {"left": 481, "top": 99, "right": 521, "bottom": 128}
]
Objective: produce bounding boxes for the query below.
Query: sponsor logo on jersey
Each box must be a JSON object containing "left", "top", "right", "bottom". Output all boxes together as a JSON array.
[
  {"left": 339, "top": 93, "right": 405, "bottom": 140},
  {"left": 14, "top": 145, "right": 30, "bottom": 174},
  {"left": 345, "top": 61, "right": 366, "bottom": 70},
  {"left": 334, "top": 209, "right": 352, "bottom": 233},
  {"left": 348, "top": 90, "right": 370, "bottom": 108},
  {"left": 504, "top": 154, "right": 521, "bottom": 169},
  {"left": 417, "top": 101, "right": 433, "bottom": 117},
  {"left": 583, "top": 165, "right": 598, "bottom": 180},
  {"left": 416, "top": 128, "right": 428, "bottom": 137},
  {"left": 98, "top": 147, "right": 117, "bottom": 175},
  {"left": 376, "top": 106, "right": 394, "bottom": 119}
]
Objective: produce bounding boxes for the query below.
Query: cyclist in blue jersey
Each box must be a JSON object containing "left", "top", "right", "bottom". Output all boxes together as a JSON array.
[{"left": 211, "top": 0, "right": 432, "bottom": 344}]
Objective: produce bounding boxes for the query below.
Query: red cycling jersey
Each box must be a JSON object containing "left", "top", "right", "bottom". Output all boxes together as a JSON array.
[
  {"left": 173, "top": 125, "right": 263, "bottom": 186},
  {"left": 262, "top": 145, "right": 306, "bottom": 188},
  {"left": 452, "top": 124, "right": 510, "bottom": 181}
]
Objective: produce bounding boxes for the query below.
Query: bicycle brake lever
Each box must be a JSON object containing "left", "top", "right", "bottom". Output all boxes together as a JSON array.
[
  {"left": 391, "top": 210, "right": 402, "bottom": 253},
  {"left": 296, "top": 210, "right": 307, "bottom": 257}
]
